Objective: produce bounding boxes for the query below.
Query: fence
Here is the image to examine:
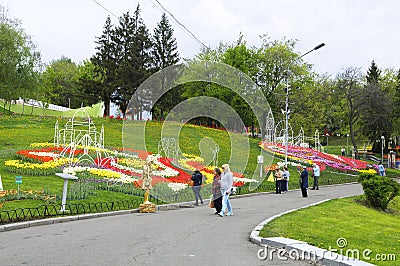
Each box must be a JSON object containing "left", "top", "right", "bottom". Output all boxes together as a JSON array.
[{"left": 0, "top": 196, "right": 163, "bottom": 225}]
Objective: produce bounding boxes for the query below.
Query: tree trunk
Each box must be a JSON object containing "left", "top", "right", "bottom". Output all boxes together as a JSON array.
[{"left": 103, "top": 99, "right": 110, "bottom": 117}]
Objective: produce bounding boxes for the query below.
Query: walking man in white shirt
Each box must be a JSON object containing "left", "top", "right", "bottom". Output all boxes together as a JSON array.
[{"left": 311, "top": 163, "right": 320, "bottom": 190}]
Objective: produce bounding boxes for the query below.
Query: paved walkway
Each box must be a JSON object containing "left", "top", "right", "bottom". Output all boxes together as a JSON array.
[{"left": 0, "top": 183, "right": 364, "bottom": 265}]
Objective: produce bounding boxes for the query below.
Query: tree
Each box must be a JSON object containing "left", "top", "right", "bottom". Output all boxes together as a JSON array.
[
  {"left": 42, "top": 57, "right": 80, "bottom": 108},
  {"left": 392, "top": 69, "right": 400, "bottom": 144},
  {"left": 151, "top": 13, "right": 179, "bottom": 70},
  {"left": 253, "top": 36, "right": 313, "bottom": 136},
  {"left": 366, "top": 60, "right": 381, "bottom": 85},
  {"left": 112, "top": 6, "right": 153, "bottom": 117},
  {"left": 360, "top": 61, "right": 392, "bottom": 153},
  {"left": 151, "top": 13, "right": 180, "bottom": 120},
  {"left": 76, "top": 60, "right": 102, "bottom": 107},
  {"left": 336, "top": 67, "right": 365, "bottom": 158},
  {"left": 92, "top": 16, "right": 117, "bottom": 116},
  {"left": 0, "top": 17, "right": 41, "bottom": 111}
]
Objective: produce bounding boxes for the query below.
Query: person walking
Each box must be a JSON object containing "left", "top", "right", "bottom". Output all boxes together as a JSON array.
[
  {"left": 218, "top": 164, "right": 233, "bottom": 217},
  {"left": 341, "top": 146, "right": 346, "bottom": 156},
  {"left": 377, "top": 161, "right": 386, "bottom": 176},
  {"left": 282, "top": 166, "right": 290, "bottom": 192},
  {"left": 191, "top": 169, "right": 203, "bottom": 206},
  {"left": 274, "top": 167, "right": 283, "bottom": 194},
  {"left": 212, "top": 167, "right": 222, "bottom": 214},
  {"left": 311, "top": 163, "right": 320, "bottom": 190},
  {"left": 299, "top": 166, "right": 309, "bottom": 197}
]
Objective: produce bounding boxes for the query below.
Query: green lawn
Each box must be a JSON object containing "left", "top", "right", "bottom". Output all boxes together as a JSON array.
[{"left": 259, "top": 196, "right": 400, "bottom": 265}]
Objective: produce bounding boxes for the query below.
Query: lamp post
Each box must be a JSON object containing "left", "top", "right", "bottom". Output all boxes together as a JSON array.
[
  {"left": 346, "top": 134, "right": 349, "bottom": 155},
  {"left": 381, "top": 135, "right": 385, "bottom": 165},
  {"left": 284, "top": 43, "right": 325, "bottom": 166}
]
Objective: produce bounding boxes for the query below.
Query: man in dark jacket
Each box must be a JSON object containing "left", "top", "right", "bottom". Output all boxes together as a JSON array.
[
  {"left": 300, "top": 166, "right": 309, "bottom": 197},
  {"left": 191, "top": 169, "right": 203, "bottom": 205}
]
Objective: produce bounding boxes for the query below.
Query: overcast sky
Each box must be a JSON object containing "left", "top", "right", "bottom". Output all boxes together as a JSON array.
[{"left": 3, "top": 0, "right": 399, "bottom": 76}]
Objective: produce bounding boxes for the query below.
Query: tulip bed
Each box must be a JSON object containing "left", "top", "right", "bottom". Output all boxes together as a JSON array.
[
  {"left": 259, "top": 142, "right": 378, "bottom": 174},
  {"left": 3, "top": 142, "right": 254, "bottom": 207}
]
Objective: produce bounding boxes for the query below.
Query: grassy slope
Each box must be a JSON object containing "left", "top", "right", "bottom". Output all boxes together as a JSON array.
[{"left": 260, "top": 196, "right": 400, "bottom": 265}]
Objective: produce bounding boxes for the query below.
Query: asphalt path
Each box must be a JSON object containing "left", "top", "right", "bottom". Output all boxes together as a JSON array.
[{"left": 0, "top": 183, "right": 364, "bottom": 266}]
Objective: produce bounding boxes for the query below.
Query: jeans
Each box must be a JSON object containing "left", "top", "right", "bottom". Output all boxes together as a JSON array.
[
  {"left": 192, "top": 186, "right": 203, "bottom": 204},
  {"left": 220, "top": 188, "right": 232, "bottom": 214},
  {"left": 312, "top": 176, "right": 319, "bottom": 189}
]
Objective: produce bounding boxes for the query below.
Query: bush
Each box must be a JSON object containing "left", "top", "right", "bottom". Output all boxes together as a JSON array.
[{"left": 358, "top": 173, "right": 400, "bottom": 210}]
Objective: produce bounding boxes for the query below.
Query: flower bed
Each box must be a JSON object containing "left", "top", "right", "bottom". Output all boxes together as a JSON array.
[
  {"left": 260, "top": 142, "right": 377, "bottom": 174},
  {"left": 5, "top": 143, "right": 253, "bottom": 194}
]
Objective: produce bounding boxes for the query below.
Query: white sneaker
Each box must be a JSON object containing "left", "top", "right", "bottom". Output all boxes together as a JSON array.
[{"left": 226, "top": 212, "right": 233, "bottom": 216}]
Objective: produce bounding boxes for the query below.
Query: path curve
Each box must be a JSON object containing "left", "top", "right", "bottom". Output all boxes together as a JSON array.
[{"left": 0, "top": 183, "right": 363, "bottom": 265}]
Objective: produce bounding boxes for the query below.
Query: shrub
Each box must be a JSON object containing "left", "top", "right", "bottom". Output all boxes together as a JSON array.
[{"left": 359, "top": 173, "right": 400, "bottom": 210}]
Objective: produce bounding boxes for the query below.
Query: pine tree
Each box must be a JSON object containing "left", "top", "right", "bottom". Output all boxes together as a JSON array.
[
  {"left": 366, "top": 60, "right": 381, "bottom": 85},
  {"left": 112, "top": 5, "right": 153, "bottom": 117},
  {"left": 150, "top": 13, "right": 180, "bottom": 120},
  {"left": 91, "top": 16, "right": 117, "bottom": 116},
  {"left": 151, "top": 13, "right": 179, "bottom": 70}
]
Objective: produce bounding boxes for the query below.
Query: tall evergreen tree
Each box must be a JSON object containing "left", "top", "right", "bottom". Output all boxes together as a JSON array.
[
  {"left": 366, "top": 60, "right": 381, "bottom": 85},
  {"left": 151, "top": 13, "right": 180, "bottom": 120},
  {"left": 92, "top": 16, "right": 117, "bottom": 116},
  {"left": 151, "top": 13, "right": 179, "bottom": 70},
  {"left": 112, "top": 5, "right": 153, "bottom": 117}
]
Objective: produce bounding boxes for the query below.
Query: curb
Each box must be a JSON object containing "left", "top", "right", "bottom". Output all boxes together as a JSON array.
[{"left": 249, "top": 198, "right": 374, "bottom": 266}]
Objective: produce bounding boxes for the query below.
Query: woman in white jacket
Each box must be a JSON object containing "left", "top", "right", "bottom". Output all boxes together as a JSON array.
[{"left": 218, "top": 164, "right": 233, "bottom": 217}]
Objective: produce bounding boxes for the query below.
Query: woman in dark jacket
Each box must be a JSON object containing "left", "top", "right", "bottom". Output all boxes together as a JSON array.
[
  {"left": 191, "top": 169, "right": 203, "bottom": 205},
  {"left": 212, "top": 167, "right": 222, "bottom": 214}
]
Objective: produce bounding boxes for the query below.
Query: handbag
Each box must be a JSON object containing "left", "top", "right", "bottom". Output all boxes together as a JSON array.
[{"left": 209, "top": 198, "right": 214, "bottom": 208}]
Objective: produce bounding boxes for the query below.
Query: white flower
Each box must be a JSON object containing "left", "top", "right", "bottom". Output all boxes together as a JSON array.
[
  {"left": 233, "top": 177, "right": 258, "bottom": 183},
  {"left": 28, "top": 151, "right": 59, "bottom": 158},
  {"left": 167, "top": 182, "right": 188, "bottom": 192}
]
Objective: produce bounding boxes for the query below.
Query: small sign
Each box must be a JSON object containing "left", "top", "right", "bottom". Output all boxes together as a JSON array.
[
  {"left": 15, "top": 176, "right": 22, "bottom": 184},
  {"left": 257, "top": 155, "right": 264, "bottom": 164}
]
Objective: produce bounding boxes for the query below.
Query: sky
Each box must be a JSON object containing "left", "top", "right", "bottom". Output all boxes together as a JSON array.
[{"left": 2, "top": 0, "right": 399, "bottom": 76}]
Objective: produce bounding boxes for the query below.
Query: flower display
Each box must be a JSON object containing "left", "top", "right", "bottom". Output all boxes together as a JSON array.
[
  {"left": 260, "top": 142, "right": 377, "bottom": 174},
  {"left": 6, "top": 143, "right": 258, "bottom": 192}
]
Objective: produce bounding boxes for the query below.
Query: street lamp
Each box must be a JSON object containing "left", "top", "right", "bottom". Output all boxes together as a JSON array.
[
  {"left": 284, "top": 43, "right": 325, "bottom": 166},
  {"left": 346, "top": 134, "right": 349, "bottom": 155},
  {"left": 381, "top": 135, "right": 385, "bottom": 165}
]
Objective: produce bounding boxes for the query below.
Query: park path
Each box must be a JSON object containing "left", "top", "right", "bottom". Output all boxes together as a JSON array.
[{"left": 0, "top": 183, "right": 364, "bottom": 266}]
